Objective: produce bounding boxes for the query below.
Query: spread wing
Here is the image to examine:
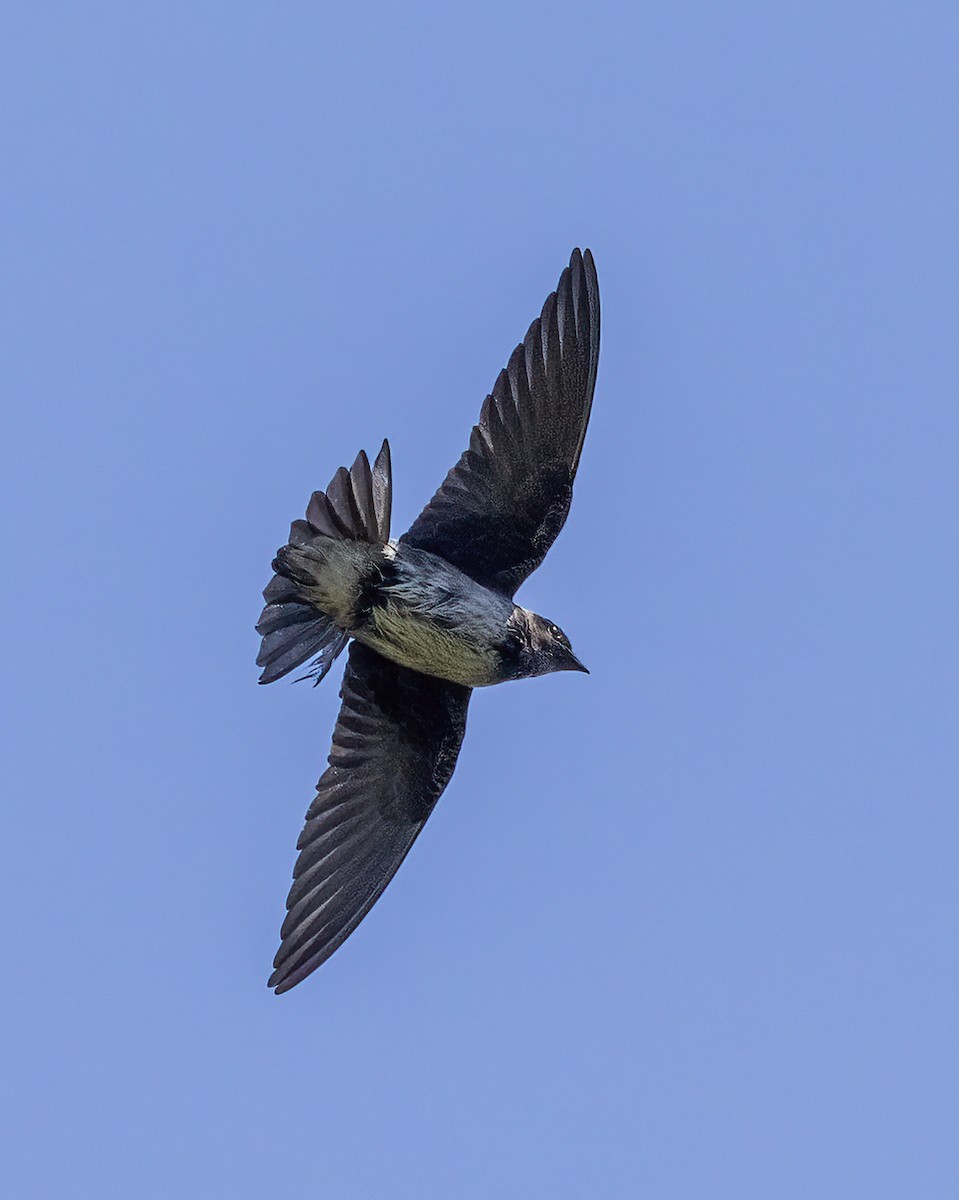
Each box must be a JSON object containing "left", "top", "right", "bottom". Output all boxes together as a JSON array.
[
  {"left": 269, "top": 642, "right": 471, "bottom": 993},
  {"left": 402, "top": 248, "right": 600, "bottom": 597}
]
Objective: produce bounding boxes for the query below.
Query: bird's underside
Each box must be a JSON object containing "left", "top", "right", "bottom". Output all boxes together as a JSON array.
[{"left": 257, "top": 248, "right": 600, "bottom": 992}]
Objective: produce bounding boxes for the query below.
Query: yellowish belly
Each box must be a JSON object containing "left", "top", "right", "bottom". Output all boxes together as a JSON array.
[{"left": 357, "top": 604, "right": 497, "bottom": 687}]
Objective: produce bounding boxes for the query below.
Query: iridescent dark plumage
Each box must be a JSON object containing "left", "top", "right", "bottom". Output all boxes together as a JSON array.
[{"left": 257, "top": 249, "right": 600, "bottom": 992}]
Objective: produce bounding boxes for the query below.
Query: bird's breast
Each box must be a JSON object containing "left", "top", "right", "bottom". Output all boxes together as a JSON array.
[{"left": 351, "top": 545, "right": 514, "bottom": 687}]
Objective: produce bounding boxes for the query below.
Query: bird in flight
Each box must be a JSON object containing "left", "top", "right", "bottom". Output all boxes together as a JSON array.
[{"left": 257, "top": 248, "right": 600, "bottom": 992}]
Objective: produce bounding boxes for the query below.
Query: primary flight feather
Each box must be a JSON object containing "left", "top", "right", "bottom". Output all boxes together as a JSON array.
[{"left": 257, "top": 248, "right": 600, "bottom": 992}]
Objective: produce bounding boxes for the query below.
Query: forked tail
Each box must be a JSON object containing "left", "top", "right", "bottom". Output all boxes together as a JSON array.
[{"left": 256, "top": 440, "right": 392, "bottom": 685}]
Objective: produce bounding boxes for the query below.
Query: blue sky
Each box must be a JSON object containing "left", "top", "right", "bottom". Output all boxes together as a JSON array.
[{"left": 3, "top": 3, "right": 958, "bottom": 1196}]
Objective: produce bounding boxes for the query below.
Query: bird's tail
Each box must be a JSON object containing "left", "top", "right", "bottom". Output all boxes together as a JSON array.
[{"left": 256, "top": 441, "right": 392, "bottom": 685}]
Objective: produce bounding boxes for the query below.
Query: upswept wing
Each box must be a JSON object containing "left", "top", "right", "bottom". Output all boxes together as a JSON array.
[
  {"left": 269, "top": 643, "right": 471, "bottom": 993},
  {"left": 401, "top": 248, "right": 600, "bottom": 597}
]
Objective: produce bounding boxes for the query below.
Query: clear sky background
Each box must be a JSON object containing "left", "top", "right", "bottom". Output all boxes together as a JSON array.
[{"left": 3, "top": 3, "right": 958, "bottom": 1196}]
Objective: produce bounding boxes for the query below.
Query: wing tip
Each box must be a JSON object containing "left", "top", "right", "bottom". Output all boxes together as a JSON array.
[
  {"left": 269, "top": 974, "right": 294, "bottom": 995},
  {"left": 569, "top": 246, "right": 600, "bottom": 368},
  {"left": 569, "top": 245, "right": 598, "bottom": 293},
  {"left": 269, "top": 931, "right": 341, "bottom": 994},
  {"left": 268, "top": 954, "right": 302, "bottom": 994}
]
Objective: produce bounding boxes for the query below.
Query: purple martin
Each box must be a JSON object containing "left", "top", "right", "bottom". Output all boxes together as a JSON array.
[{"left": 257, "top": 248, "right": 600, "bottom": 992}]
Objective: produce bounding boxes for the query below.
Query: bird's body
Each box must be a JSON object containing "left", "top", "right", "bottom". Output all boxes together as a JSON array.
[
  {"left": 353, "top": 543, "right": 516, "bottom": 688},
  {"left": 257, "top": 248, "right": 600, "bottom": 991},
  {"left": 277, "top": 535, "right": 584, "bottom": 688}
]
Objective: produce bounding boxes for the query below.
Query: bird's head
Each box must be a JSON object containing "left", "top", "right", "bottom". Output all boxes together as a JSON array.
[{"left": 504, "top": 608, "right": 589, "bottom": 680}]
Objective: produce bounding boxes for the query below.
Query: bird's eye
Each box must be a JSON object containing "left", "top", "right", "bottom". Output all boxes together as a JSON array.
[{"left": 548, "top": 624, "right": 570, "bottom": 648}]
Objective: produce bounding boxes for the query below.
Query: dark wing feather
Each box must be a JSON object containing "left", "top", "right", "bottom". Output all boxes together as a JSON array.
[
  {"left": 401, "top": 248, "right": 600, "bottom": 596},
  {"left": 269, "top": 642, "right": 471, "bottom": 993}
]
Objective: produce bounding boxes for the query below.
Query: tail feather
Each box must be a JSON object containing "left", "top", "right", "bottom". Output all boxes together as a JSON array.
[
  {"left": 256, "top": 440, "right": 392, "bottom": 685},
  {"left": 371, "top": 441, "right": 392, "bottom": 540},
  {"left": 310, "top": 441, "right": 391, "bottom": 543},
  {"left": 256, "top": 604, "right": 349, "bottom": 686}
]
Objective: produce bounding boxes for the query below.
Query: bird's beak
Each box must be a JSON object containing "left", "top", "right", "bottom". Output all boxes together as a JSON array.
[{"left": 566, "top": 653, "right": 589, "bottom": 675}]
